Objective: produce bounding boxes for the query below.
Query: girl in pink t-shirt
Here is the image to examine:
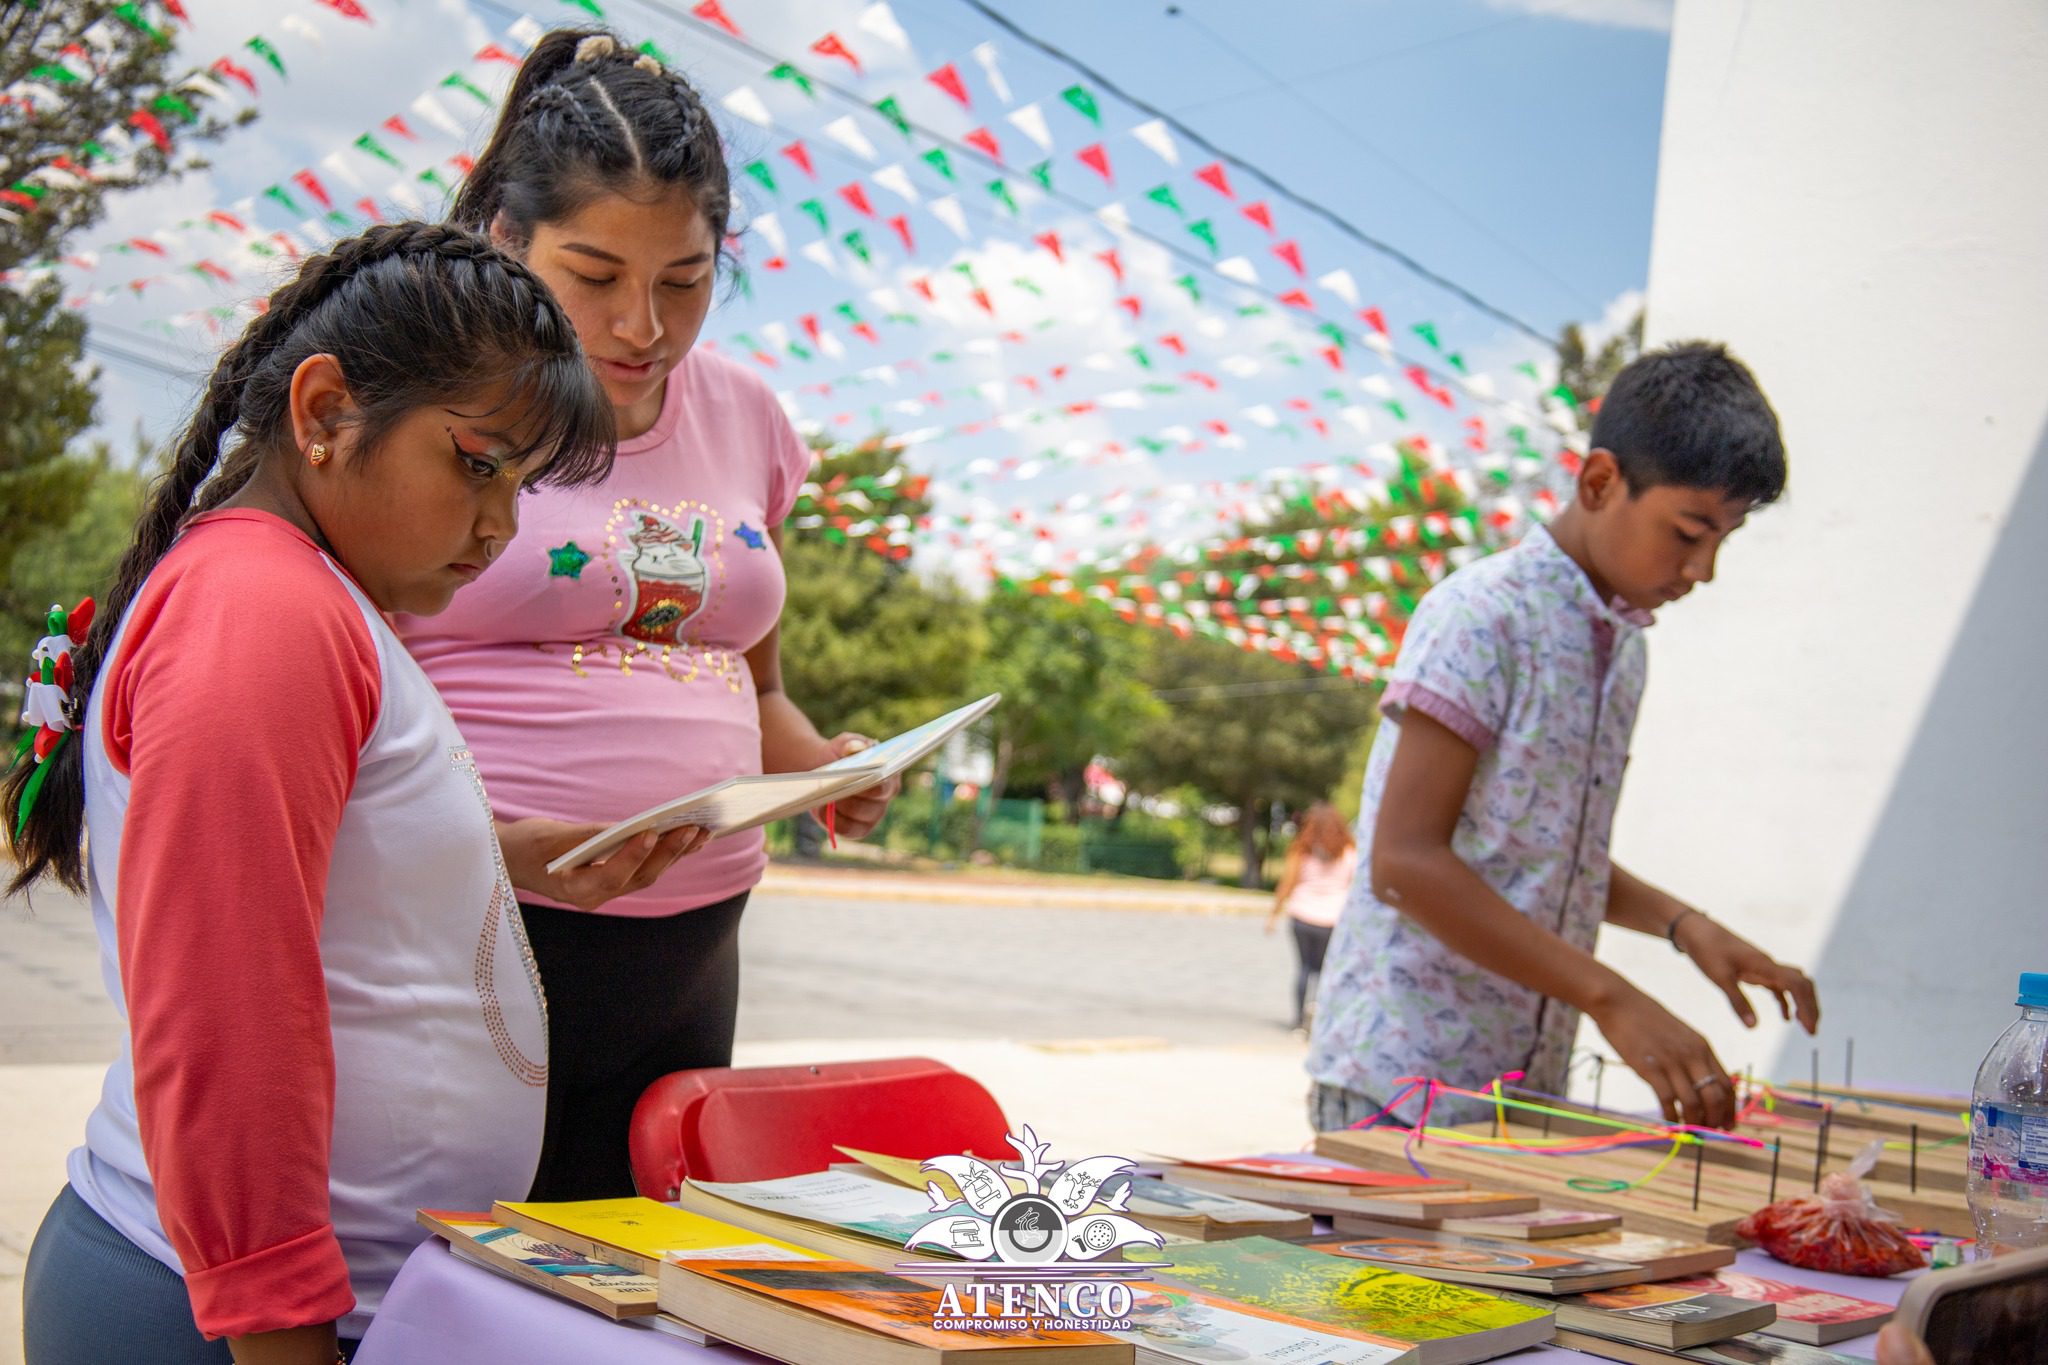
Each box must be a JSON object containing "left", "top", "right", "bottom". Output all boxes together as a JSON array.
[
  {"left": 401, "top": 30, "right": 899, "bottom": 1201},
  {"left": 1265, "top": 804, "right": 1360, "bottom": 1032},
  {"left": 9, "top": 225, "right": 615, "bottom": 1365}
]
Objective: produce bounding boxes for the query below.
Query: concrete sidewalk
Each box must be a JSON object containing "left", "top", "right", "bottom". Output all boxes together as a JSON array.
[{"left": 758, "top": 861, "right": 1270, "bottom": 915}]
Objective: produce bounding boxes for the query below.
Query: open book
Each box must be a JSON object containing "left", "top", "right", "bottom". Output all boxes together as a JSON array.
[{"left": 544, "top": 693, "right": 1000, "bottom": 874}]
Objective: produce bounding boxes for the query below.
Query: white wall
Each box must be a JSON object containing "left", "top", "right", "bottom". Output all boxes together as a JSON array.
[{"left": 1584, "top": 0, "right": 2048, "bottom": 1108}]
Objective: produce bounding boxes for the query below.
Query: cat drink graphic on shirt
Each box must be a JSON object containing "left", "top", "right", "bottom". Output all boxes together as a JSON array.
[{"left": 620, "top": 512, "right": 710, "bottom": 645}]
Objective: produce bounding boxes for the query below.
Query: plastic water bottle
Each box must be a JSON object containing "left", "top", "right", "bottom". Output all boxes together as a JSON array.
[{"left": 1968, "top": 972, "right": 2048, "bottom": 1256}]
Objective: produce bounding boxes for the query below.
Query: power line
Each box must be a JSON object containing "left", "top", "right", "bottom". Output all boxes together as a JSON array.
[{"left": 957, "top": 0, "right": 1561, "bottom": 346}]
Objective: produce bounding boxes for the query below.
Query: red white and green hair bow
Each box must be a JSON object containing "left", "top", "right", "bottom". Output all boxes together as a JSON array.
[{"left": 14, "top": 597, "right": 94, "bottom": 836}]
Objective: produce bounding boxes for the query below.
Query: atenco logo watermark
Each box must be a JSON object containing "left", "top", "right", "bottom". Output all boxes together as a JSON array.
[{"left": 896, "top": 1124, "right": 1166, "bottom": 1331}]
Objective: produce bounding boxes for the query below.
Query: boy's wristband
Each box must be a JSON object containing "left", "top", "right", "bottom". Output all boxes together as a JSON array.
[{"left": 1666, "top": 906, "right": 1697, "bottom": 954}]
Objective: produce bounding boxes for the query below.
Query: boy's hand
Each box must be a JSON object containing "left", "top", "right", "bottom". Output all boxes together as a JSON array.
[
  {"left": 1591, "top": 987, "right": 1737, "bottom": 1128},
  {"left": 1676, "top": 914, "right": 1821, "bottom": 1033}
]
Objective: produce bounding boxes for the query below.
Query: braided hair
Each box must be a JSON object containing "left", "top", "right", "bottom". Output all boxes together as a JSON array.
[
  {"left": 451, "top": 29, "right": 731, "bottom": 268},
  {"left": 5, "top": 221, "right": 615, "bottom": 894}
]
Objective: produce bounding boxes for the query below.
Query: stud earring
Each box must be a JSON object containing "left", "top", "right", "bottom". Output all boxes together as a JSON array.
[{"left": 308, "top": 442, "right": 330, "bottom": 466}]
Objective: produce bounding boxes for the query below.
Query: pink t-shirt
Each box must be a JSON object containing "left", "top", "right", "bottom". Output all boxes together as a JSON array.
[
  {"left": 397, "top": 349, "right": 813, "bottom": 916},
  {"left": 1284, "top": 847, "right": 1359, "bottom": 928}
]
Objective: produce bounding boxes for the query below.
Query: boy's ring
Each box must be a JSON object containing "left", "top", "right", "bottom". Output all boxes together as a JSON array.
[{"left": 1694, "top": 1075, "right": 1728, "bottom": 1090}]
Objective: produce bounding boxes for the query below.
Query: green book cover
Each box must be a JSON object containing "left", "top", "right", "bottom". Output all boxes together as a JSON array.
[{"left": 1156, "top": 1235, "right": 1552, "bottom": 1345}]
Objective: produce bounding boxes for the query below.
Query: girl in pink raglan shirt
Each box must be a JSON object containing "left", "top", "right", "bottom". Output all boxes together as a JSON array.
[
  {"left": 8, "top": 225, "right": 635, "bottom": 1365},
  {"left": 399, "top": 31, "right": 901, "bottom": 1202}
]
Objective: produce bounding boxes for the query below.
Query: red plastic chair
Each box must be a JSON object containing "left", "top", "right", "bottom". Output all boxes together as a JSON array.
[{"left": 629, "top": 1057, "right": 1013, "bottom": 1199}]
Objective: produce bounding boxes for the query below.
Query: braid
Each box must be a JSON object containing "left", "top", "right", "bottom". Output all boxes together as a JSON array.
[{"left": 5, "top": 221, "right": 606, "bottom": 895}]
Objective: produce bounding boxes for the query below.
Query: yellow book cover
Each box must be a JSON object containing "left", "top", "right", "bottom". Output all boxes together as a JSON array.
[{"left": 493, "top": 1196, "right": 822, "bottom": 1275}]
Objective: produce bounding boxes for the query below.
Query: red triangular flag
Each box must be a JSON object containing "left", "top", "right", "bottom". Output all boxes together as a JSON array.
[
  {"left": 1076, "top": 143, "right": 1112, "bottom": 183},
  {"left": 449, "top": 152, "right": 476, "bottom": 176},
  {"left": 909, "top": 276, "right": 936, "bottom": 303},
  {"left": 810, "top": 33, "right": 861, "bottom": 74},
  {"left": 1117, "top": 295, "right": 1141, "bottom": 319},
  {"left": 1195, "top": 162, "right": 1234, "bottom": 198},
  {"left": 1272, "top": 239, "right": 1305, "bottom": 276},
  {"left": 1094, "top": 248, "right": 1124, "bottom": 283},
  {"left": 800, "top": 314, "right": 823, "bottom": 345},
  {"left": 887, "top": 214, "right": 914, "bottom": 253},
  {"left": 1242, "top": 200, "right": 1274, "bottom": 232},
  {"left": 476, "top": 43, "right": 520, "bottom": 65},
  {"left": 1033, "top": 230, "right": 1064, "bottom": 262},
  {"left": 1158, "top": 333, "right": 1186, "bottom": 356},
  {"left": 763, "top": 256, "right": 787, "bottom": 271},
  {"left": 128, "top": 111, "right": 172, "bottom": 152},
  {"left": 780, "top": 140, "right": 816, "bottom": 179},
  {"left": 356, "top": 196, "right": 383, "bottom": 223},
  {"left": 313, "top": 0, "right": 373, "bottom": 23},
  {"left": 210, "top": 57, "right": 259, "bottom": 95},
  {"left": 970, "top": 287, "right": 994, "bottom": 314},
  {"left": 692, "top": 0, "right": 744, "bottom": 38},
  {"left": 1360, "top": 306, "right": 1388, "bottom": 335},
  {"left": 292, "top": 169, "right": 333, "bottom": 210},
  {"left": 838, "top": 183, "right": 875, "bottom": 218},
  {"left": 382, "top": 115, "right": 418, "bottom": 142},
  {"left": 852, "top": 321, "right": 880, "bottom": 345},
  {"left": 1320, "top": 347, "right": 1344, "bottom": 371},
  {"left": 162, "top": 0, "right": 191, "bottom": 22},
  {"left": 963, "top": 127, "right": 1002, "bottom": 162},
  {"left": 207, "top": 210, "right": 248, "bottom": 233},
  {"left": 127, "top": 237, "right": 166, "bottom": 257},
  {"left": 927, "top": 63, "right": 970, "bottom": 108}
]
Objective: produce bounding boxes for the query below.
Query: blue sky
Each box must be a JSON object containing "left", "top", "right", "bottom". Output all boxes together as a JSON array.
[{"left": 39, "top": 0, "right": 1670, "bottom": 582}]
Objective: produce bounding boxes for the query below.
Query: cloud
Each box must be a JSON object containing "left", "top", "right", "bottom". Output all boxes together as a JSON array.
[{"left": 1481, "top": 0, "right": 1673, "bottom": 34}]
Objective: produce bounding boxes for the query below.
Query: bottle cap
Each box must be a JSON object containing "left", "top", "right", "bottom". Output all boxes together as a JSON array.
[{"left": 2020, "top": 973, "right": 2048, "bottom": 1008}]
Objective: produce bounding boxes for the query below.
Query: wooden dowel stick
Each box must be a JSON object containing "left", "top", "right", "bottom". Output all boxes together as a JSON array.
[
  {"left": 1911, "top": 1123, "right": 1919, "bottom": 1193},
  {"left": 1692, "top": 1141, "right": 1705, "bottom": 1211},
  {"left": 1769, "top": 1141, "right": 1782, "bottom": 1203},
  {"left": 1593, "top": 1056, "right": 1605, "bottom": 1116},
  {"left": 1814, "top": 1111, "right": 1832, "bottom": 1192},
  {"left": 1811, "top": 1047, "right": 1820, "bottom": 1101}
]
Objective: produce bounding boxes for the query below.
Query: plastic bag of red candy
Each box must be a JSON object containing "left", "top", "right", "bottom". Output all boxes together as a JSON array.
[{"left": 1737, "top": 1141, "right": 1927, "bottom": 1276}]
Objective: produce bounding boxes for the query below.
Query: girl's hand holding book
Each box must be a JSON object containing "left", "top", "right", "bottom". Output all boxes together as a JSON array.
[{"left": 496, "top": 817, "right": 709, "bottom": 911}]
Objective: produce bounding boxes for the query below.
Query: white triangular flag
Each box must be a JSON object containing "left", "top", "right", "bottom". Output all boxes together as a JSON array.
[
  {"left": 180, "top": 75, "right": 234, "bottom": 105},
  {"left": 1216, "top": 255, "right": 1259, "bottom": 285},
  {"left": 819, "top": 333, "right": 846, "bottom": 360},
  {"left": 1099, "top": 390, "right": 1145, "bottom": 409},
  {"left": 972, "top": 42, "right": 1012, "bottom": 104},
  {"left": 721, "top": 86, "right": 772, "bottom": 129},
  {"left": 760, "top": 321, "right": 792, "bottom": 350},
  {"left": 281, "top": 14, "right": 323, "bottom": 45},
  {"left": 1082, "top": 351, "right": 1116, "bottom": 371},
  {"left": 927, "top": 195, "right": 968, "bottom": 239},
  {"left": 750, "top": 211, "right": 786, "bottom": 254},
  {"left": 858, "top": 2, "right": 911, "bottom": 49},
  {"left": 872, "top": 164, "right": 920, "bottom": 203},
  {"left": 1096, "top": 202, "right": 1132, "bottom": 235},
  {"left": 799, "top": 240, "right": 839, "bottom": 275},
  {"left": 508, "top": 15, "right": 544, "bottom": 49},
  {"left": 822, "top": 115, "right": 878, "bottom": 162},
  {"left": 866, "top": 286, "right": 905, "bottom": 312},
  {"left": 411, "top": 92, "right": 466, "bottom": 139},
  {"left": 387, "top": 180, "right": 426, "bottom": 214},
  {"left": 1316, "top": 268, "right": 1359, "bottom": 306},
  {"left": 1221, "top": 354, "right": 1261, "bottom": 378},
  {"left": 1129, "top": 119, "right": 1178, "bottom": 166},
  {"left": 1243, "top": 404, "right": 1280, "bottom": 427},
  {"left": 1007, "top": 103, "right": 1053, "bottom": 151},
  {"left": 320, "top": 152, "right": 368, "bottom": 191}
]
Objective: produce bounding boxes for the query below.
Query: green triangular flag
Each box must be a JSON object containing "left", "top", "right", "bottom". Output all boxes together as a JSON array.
[
  {"left": 788, "top": 341, "right": 813, "bottom": 361},
  {"left": 1186, "top": 219, "right": 1217, "bottom": 254},
  {"left": 419, "top": 168, "right": 453, "bottom": 194},
  {"left": 1061, "top": 84, "right": 1101, "bottom": 125},
  {"left": 247, "top": 241, "right": 278, "bottom": 258},
  {"left": 1550, "top": 383, "right": 1580, "bottom": 409},
  {"left": 742, "top": 159, "right": 777, "bottom": 194},
  {"left": 563, "top": 0, "right": 605, "bottom": 14},
  {"left": 833, "top": 301, "right": 861, "bottom": 322},
  {"left": 30, "top": 63, "right": 79, "bottom": 84},
  {"left": 354, "top": 134, "right": 402, "bottom": 169},
  {"left": 79, "top": 141, "right": 108, "bottom": 164},
  {"left": 731, "top": 267, "right": 751, "bottom": 299},
  {"left": 246, "top": 36, "right": 286, "bottom": 76},
  {"left": 112, "top": 2, "right": 151, "bottom": 34},
  {"left": 921, "top": 147, "right": 955, "bottom": 182},
  {"left": 152, "top": 93, "right": 197, "bottom": 122},
  {"left": 1515, "top": 361, "right": 1539, "bottom": 380},
  {"left": 1128, "top": 345, "right": 1152, "bottom": 370},
  {"left": 797, "top": 198, "right": 828, "bottom": 232},
  {"left": 1412, "top": 320, "right": 1440, "bottom": 349},
  {"left": 987, "top": 178, "right": 1018, "bottom": 216},
  {"left": 1446, "top": 352, "right": 1467, "bottom": 374},
  {"left": 1383, "top": 400, "right": 1408, "bottom": 420},
  {"left": 442, "top": 72, "right": 492, "bottom": 105},
  {"left": 262, "top": 185, "right": 301, "bottom": 215},
  {"left": 1010, "top": 276, "right": 1043, "bottom": 297},
  {"left": 768, "top": 63, "right": 816, "bottom": 98},
  {"left": 1174, "top": 273, "right": 1201, "bottom": 303},
  {"left": 637, "top": 39, "right": 673, "bottom": 65},
  {"left": 1317, "top": 323, "right": 1348, "bottom": 350},
  {"left": 873, "top": 96, "right": 910, "bottom": 137},
  {"left": 841, "top": 229, "right": 871, "bottom": 264},
  {"left": 326, "top": 209, "right": 354, "bottom": 229},
  {"left": 1028, "top": 160, "right": 1053, "bottom": 191},
  {"left": 1145, "top": 184, "right": 1183, "bottom": 215}
]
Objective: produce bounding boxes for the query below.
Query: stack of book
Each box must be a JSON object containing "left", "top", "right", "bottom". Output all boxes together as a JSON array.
[{"left": 1155, "top": 1158, "right": 1538, "bottom": 1226}]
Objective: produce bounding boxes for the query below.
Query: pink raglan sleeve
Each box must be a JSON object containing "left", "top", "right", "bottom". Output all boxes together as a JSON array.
[
  {"left": 103, "top": 529, "right": 380, "bottom": 1339},
  {"left": 1379, "top": 581, "right": 1515, "bottom": 753}
]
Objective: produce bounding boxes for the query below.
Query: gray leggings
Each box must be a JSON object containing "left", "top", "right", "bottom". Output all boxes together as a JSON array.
[{"left": 23, "top": 1184, "right": 358, "bottom": 1363}]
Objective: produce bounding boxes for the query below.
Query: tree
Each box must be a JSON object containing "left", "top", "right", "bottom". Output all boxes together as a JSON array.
[
  {"left": 778, "top": 435, "right": 985, "bottom": 741},
  {"left": 1556, "top": 308, "right": 1646, "bottom": 430},
  {"left": 1122, "top": 634, "right": 1377, "bottom": 886}
]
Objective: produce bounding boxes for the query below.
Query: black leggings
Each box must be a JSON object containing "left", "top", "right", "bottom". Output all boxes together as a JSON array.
[
  {"left": 1290, "top": 919, "right": 1333, "bottom": 1027},
  {"left": 520, "top": 891, "right": 748, "bottom": 1201}
]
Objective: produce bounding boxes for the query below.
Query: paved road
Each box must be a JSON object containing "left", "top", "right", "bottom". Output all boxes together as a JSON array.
[{"left": 0, "top": 880, "right": 1303, "bottom": 1066}]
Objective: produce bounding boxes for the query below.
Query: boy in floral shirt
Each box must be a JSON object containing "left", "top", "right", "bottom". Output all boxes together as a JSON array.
[{"left": 1308, "top": 342, "right": 1820, "bottom": 1132}]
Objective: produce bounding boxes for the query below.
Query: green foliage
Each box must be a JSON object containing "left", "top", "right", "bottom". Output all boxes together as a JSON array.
[
  {"left": 0, "top": 277, "right": 98, "bottom": 564},
  {"left": 1557, "top": 308, "right": 1646, "bottom": 431}
]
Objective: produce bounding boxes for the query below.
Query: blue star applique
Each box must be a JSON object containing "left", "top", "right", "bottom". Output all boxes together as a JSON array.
[
  {"left": 547, "top": 540, "right": 592, "bottom": 579},
  {"left": 736, "top": 523, "right": 767, "bottom": 549}
]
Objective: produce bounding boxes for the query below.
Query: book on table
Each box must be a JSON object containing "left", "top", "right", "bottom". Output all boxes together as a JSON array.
[
  {"left": 416, "top": 1209, "right": 664, "bottom": 1319},
  {"left": 1529, "top": 1281, "right": 1778, "bottom": 1349},
  {"left": 1161, "top": 1164, "right": 1531, "bottom": 1222},
  {"left": 1330, "top": 1220, "right": 1739, "bottom": 1281},
  {"left": 489, "top": 1195, "right": 822, "bottom": 1276},
  {"left": 1153, "top": 1155, "right": 1466, "bottom": 1192},
  {"left": 1653, "top": 1271, "right": 1893, "bottom": 1345},
  {"left": 836, "top": 1149, "right": 1309, "bottom": 1243},
  {"left": 1432, "top": 1209, "right": 1623, "bottom": 1240},
  {"left": 1299, "top": 1233, "right": 1649, "bottom": 1294},
  {"left": 546, "top": 692, "right": 999, "bottom": 872},
  {"left": 1154, "top": 1236, "right": 1554, "bottom": 1365},
  {"left": 1552, "top": 1327, "right": 1879, "bottom": 1365},
  {"left": 1118, "top": 1281, "right": 1416, "bottom": 1364},
  {"left": 672, "top": 1168, "right": 972, "bottom": 1269},
  {"left": 656, "top": 1257, "right": 1132, "bottom": 1364}
]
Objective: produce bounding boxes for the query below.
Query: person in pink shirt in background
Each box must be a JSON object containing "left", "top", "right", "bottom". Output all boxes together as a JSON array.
[
  {"left": 402, "top": 29, "right": 899, "bottom": 1201},
  {"left": 1265, "top": 803, "right": 1359, "bottom": 1033}
]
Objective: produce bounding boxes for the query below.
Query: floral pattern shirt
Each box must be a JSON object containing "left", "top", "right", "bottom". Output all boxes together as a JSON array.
[{"left": 1307, "top": 525, "right": 1654, "bottom": 1122}]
